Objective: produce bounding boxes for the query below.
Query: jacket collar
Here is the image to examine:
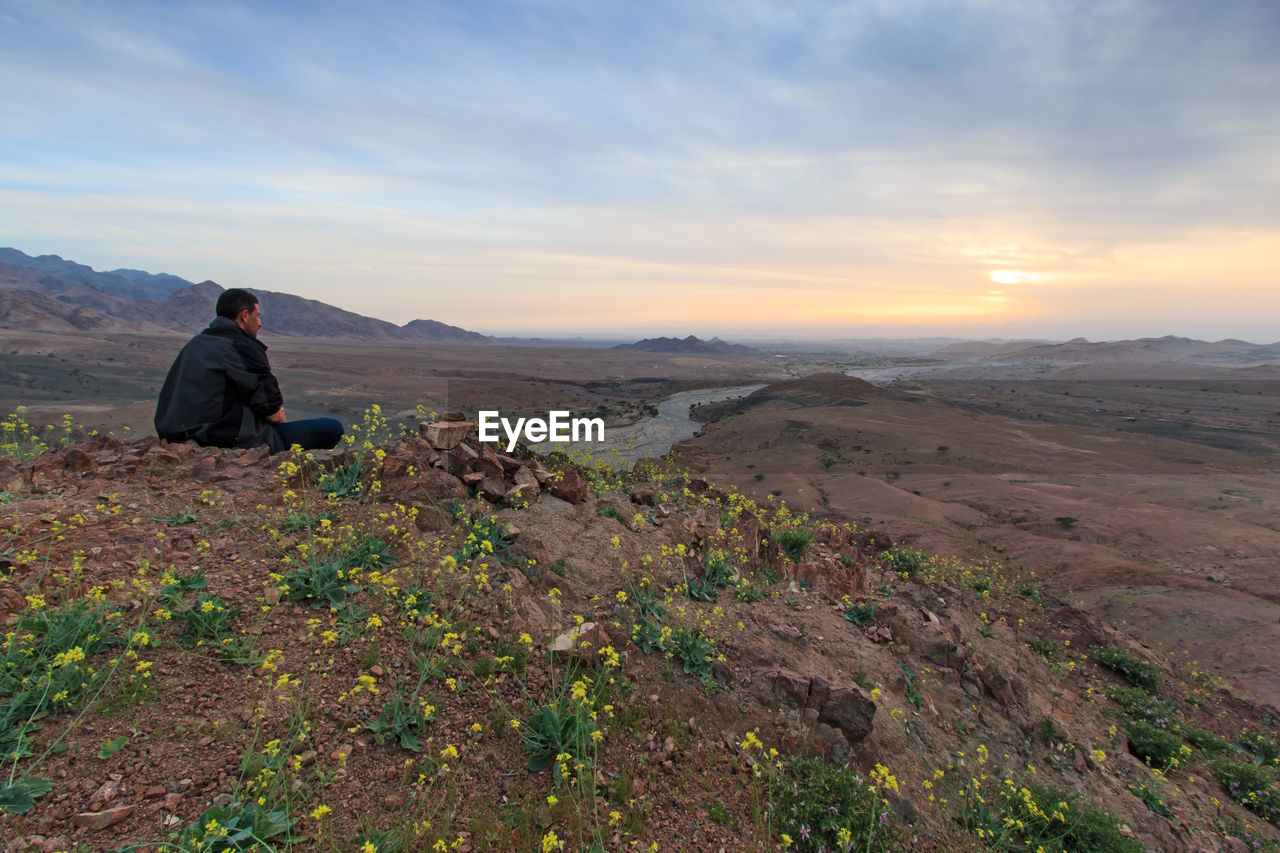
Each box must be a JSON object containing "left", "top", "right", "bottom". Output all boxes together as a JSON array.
[{"left": 205, "top": 315, "right": 267, "bottom": 349}]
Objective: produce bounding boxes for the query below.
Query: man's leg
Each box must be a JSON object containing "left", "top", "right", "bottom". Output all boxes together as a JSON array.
[{"left": 273, "top": 418, "right": 345, "bottom": 451}]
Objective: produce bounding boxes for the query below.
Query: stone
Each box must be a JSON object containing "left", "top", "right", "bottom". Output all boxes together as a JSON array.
[
  {"left": 418, "top": 467, "right": 468, "bottom": 502},
  {"left": 444, "top": 444, "right": 479, "bottom": 477},
  {"left": 979, "top": 662, "right": 1018, "bottom": 705},
  {"left": 549, "top": 470, "right": 589, "bottom": 504},
  {"left": 461, "top": 472, "right": 485, "bottom": 486},
  {"left": 71, "top": 805, "right": 135, "bottom": 830},
  {"left": 512, "top": 466, "right": 539, "bottom": 490},
  {"left": 479, "top": 477, "right": 508, "bottom": 502},
  {"left": 629, "top": 485, "right": 658, "bottom": 506},
  {"left": 443, "top": 411, "right": 466, "bottom": 422},
  {"left": 475, "top": 444, "right": 505, "bottom": 482},
  {"left": 772, "top": 670, "right": 811, "bottom": 707},
  {"left": 504, "top": 484, "right": 537, "bottom": 506},
  {"left": 421, "top": 421, "right": 474, "bottom": 451},
  {"left": 816, "top": 687, "right": 877, "bottom": 743},
  {"left": 551, "top": 622, "right": 611, "bottom": 660}
]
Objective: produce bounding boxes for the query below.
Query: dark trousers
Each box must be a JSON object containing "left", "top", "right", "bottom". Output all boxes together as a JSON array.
[{"left": 273, "top": 418, "right": 345, "bottom": 451}]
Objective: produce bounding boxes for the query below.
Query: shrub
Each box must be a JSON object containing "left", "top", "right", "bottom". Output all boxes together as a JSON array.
[
  {"left": 282, "top": 559, "right": 360, "bottom": 608},
  {"left": 1093, "top": 646, "right": 1160, "bottom": 691},
  {"left": 317, "top": 459, "right": 362, "bottom": 498},
  {"left": 521, "top": 700, "right": 597, "bottom": 780},
  {"left": 882, "top": 546, "right": 928, "bottom": 576},
  {"left": 768, "top": 757, "right": 898, "bottom": 852},
  {"left": 1127, "top": 719, "right": 1182, "bottom": 769},
  {"left": 671, "top": 628, "right": 713, "bottom": 679},
  {"left": 1210, "top": 758, "right": 1280, "bottom": 824},
  {"left": 174, "top": 799, "right": 295, "bottom": 850},
  {"left": 775, "top": 527, "right": 812, "bottom": 561},
  {"left": 965, "top": 781, "right": 1143, "bottom": 853},
  {"left": 1109, "top": 687, "right": 1179, "bottom": 729},
  {"left": 1236, "top": 728, "right": 1280, "bottom": 765},
  {"left": 1184, "top": 726, "right": 1230, "bottom": 755},
  {"left": 843, "top": 601, "right": 877, "bottom": 627}
]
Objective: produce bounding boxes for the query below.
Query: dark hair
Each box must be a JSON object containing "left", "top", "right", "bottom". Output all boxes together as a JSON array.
[{"left": 216, "top": 288, "right": 258, "bottom": 320}]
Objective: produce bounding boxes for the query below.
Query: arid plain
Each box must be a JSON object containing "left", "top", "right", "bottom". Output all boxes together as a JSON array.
[{"left": 4, "top": 327, "right": 1279, "bottom": 710}]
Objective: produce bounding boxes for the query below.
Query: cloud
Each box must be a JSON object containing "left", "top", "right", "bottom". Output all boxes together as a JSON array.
[{"left": 1, "top": 0, "right": 1277, "bottom": 338}]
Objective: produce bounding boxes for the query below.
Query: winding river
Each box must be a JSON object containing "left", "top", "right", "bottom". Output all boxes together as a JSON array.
[{"left": 526, "top": 384, "right": 764, "bottom": 469}]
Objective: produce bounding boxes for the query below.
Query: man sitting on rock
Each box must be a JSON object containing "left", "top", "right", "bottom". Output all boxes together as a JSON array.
[{"left": 155, "top": 288, "right": 344, "bottom": 453}]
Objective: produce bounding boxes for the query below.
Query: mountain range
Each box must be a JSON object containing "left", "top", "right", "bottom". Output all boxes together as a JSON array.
[
  {"left": 0, "top": 248, "right": 490, "bottom": 343},
  {"left": 612, "top": 335, "right": 761, "bottom": 355}
]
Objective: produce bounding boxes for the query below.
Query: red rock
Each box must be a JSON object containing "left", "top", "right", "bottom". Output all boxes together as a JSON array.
[
  {"left": 71, "top": 805, "right": 135, "bottom": 830},
  {"left": 443, "top": 411, "right": 466, "bottom": 422},
  {"left": 550, "top": 470, "right": 588, "bottom": 504},
  {"left": 474, "top": 444, "right": 505, "bottom": 482},
  {"left": 816, "top": 687, "right": 876, "bottom": 743},
  {"left": 421, "top": 421, "right": 474, "bottom": 451}
]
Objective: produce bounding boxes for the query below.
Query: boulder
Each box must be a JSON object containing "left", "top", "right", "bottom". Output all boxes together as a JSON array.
[
  {"left": 421, "top": 421, "right": 474, "bottom": 451},
  {"left": 816, "top": 687, "right": 877, "bottom": 744},
  {"left": 549, "top": 470, "right": 589, "bottom": 504}
]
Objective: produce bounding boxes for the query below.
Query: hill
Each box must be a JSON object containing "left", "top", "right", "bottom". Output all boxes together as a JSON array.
[
  {"left": 613, "top": 335, "right": 761, "bottom": 355},
  {"left": 0, "top": 420, "right": 1275, "bottom": 850},
  {"left": 0, "top": 248, "right": 489, "bottom": 344}
]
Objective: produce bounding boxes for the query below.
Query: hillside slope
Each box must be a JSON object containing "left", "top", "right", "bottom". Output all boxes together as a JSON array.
[{"left": 0, "top": 423, "right": 1276, "bottom": 851}]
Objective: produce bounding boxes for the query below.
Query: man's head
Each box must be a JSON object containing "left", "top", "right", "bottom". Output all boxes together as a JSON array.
[{"left": 216, "top": 288, "right": 262, "bottom": 338}]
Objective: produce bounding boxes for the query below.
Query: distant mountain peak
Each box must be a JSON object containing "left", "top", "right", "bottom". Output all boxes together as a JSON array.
[{"left": 612, "top": 335, "right": 761, "bottom": 356}]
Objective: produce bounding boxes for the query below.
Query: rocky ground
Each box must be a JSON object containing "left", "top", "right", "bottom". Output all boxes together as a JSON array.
[{"left": 1, "top": 412, "right": 1278, "bottom": 852}]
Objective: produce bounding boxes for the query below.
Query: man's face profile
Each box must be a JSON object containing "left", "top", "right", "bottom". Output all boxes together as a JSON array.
[{"left": 237, "top": 304, "right": 263, "bottom": 338}]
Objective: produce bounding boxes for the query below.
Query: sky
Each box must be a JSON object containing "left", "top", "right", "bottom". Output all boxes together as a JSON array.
[{"left": 1, "top": 0, "right": 1278, "bottom": 341}]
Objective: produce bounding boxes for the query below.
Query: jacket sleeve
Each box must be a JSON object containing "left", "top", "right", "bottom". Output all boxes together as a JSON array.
[{"left": 229, "top": 338, "right": 285, "bottom": 418}]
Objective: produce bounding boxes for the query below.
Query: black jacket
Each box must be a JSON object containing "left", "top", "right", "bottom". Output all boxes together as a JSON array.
[{"left": 154, "top": 317, "right": 286, "bottom": 452}]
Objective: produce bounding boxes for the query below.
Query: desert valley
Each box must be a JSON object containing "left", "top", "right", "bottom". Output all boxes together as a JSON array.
[{"left": 2, "top": 252, "right": 1279, "bottom": 851}]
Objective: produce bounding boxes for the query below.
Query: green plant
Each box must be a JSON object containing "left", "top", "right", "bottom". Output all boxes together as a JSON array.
[
  {"left": 963, "top": 781, "right": 1143, "bottom": 853},
  {"left": 282, "top": 559, "right": 360, "bottom": 608},
  {"left": 177, "top": 594, "right": 241, "bottom": 645},
  {"left": 1126, "top": 719, "right": 1181, "bottom": 769},
  {"left": 2, "top": 598, "right": 118, "bottom": 760},
  {"left": 174, "top": 799, "right": 296, "bottom": 850},
  {"left": 774, "top": 527, "right": 812, "bottom": 561},
  {"left": 153, "top": 508, "right": 197, "bottom": 526},
  {"left": 1093, "top": 646, "right": 1160, "bottom": 691},
  {"left": 671, "top": 629, "right": 714, "bottom": 679},
  {"left": 1039, "top": 716, "right": 1058, "bottom": 744},
  {"left": 1236, "top": 727, "right": 1280, "bottom": 765},
  {"left": 899, "top": 661, "right": 922, "bottom": 710},
  {"left": 1109, "top": 687, "right": 1179, "bottom": 728},
  {"left": 768, "top": 756, "right": 899, "bottom": 852},
  {"left": 1184, "top": 726, "right": 1230, "bottom": 754},
  {"left": 1027, "top": 636, "right": 1058, "bottom": 659},
  {"left": 1054, "top": 516, "right": 1078, "bottom": 529},
  {"left": 630, "top": 617, "right": 665, "bottom": 654},
  {"left": 596, "top": 505, "right": 624, "bottom": 522},
  {"left": 882, "top": 546, "right": 928, "bottom": 576},
  {"left": 1210, "top": 757, "right": 1280, "bottom": 824},
  {"left": 0, "top": 776, "right": 52, "bottom": 814},
  {"left": 451, "top": 509, "right": 509, "bottom": 563},
  {"left": 1130, "top": 780, "right": 1171, "bottom": 817},
  {"left": 318, "top": 459, "right": 362, "bottom": 498},
  {"left": 843, "top": 601, "right": 876, "bottom": 627},
  {"left": 520, "top": 701, "right": 598, "bottom": 779},
  {"left": 733, "top": 579, "right": 767, "bottom": 603},
  {"left": 364, "top": 683, "right": 437, "bottom": 752}
]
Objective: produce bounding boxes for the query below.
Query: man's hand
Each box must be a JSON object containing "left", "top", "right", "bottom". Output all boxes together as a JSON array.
[{"left": 266, "top": 408, "right": 286, "bottom": 424}]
